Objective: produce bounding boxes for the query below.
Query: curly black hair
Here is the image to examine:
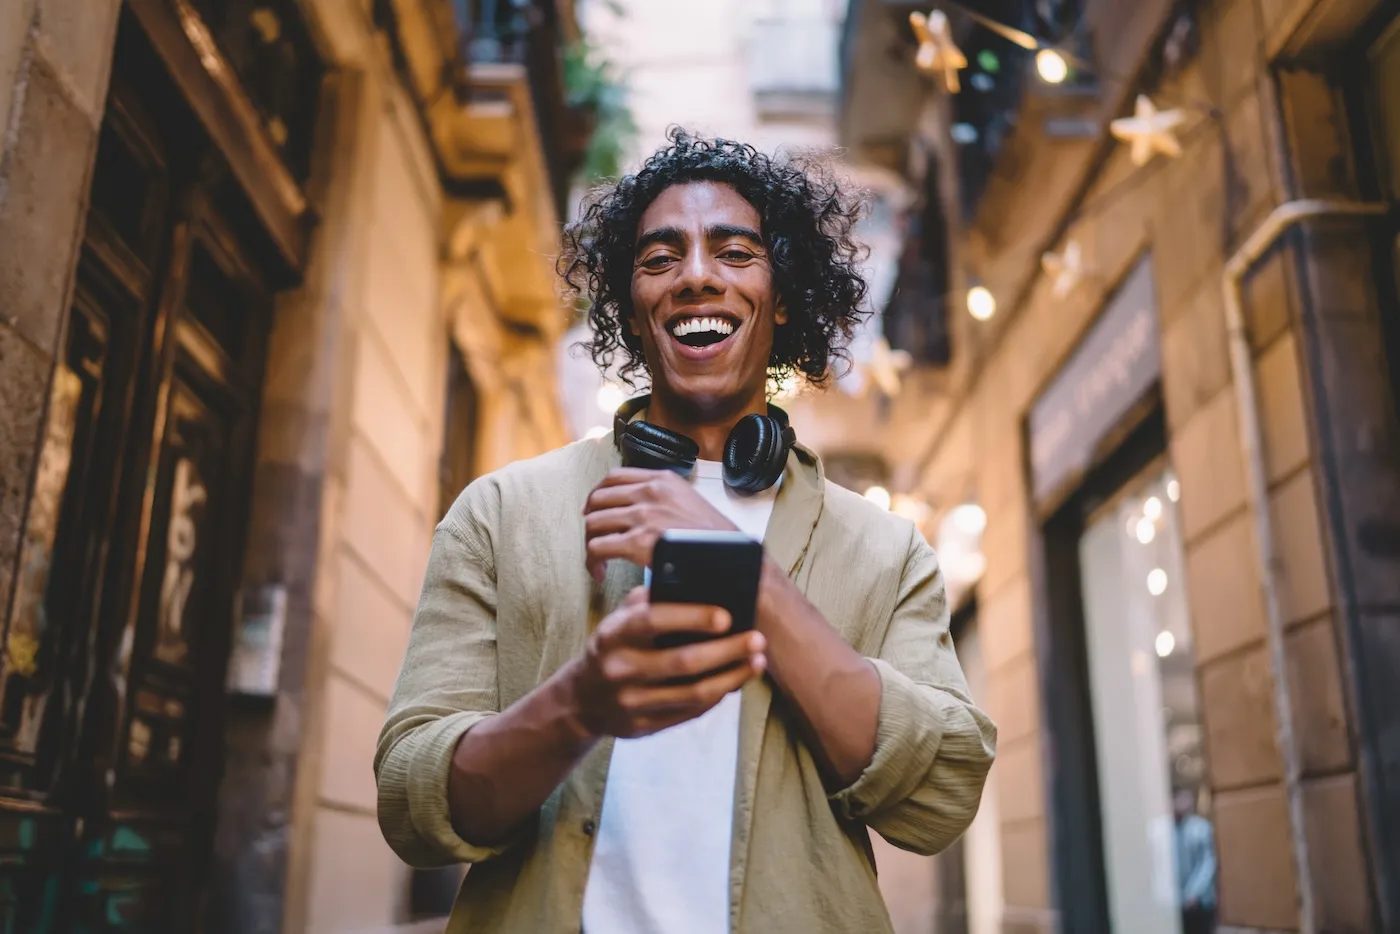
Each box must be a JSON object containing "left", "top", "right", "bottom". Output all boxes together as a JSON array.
[{"left": 558, "top": 127, "right": 871, "bottom": 389}]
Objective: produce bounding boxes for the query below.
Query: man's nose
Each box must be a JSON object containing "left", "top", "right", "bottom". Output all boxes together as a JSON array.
[{"left": 674, "top": 247, "right": 723, "bottom": 295}]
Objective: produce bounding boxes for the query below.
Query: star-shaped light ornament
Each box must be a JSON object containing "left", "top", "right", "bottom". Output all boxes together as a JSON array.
[
  {"left": 1110, "top": 95, "right": 1187, "bottom": 166},
  {"left": 864, "top": 336, "right": 914, "bottom": 399},
  {"left": 1041, "top": 240, "right": 1083, "bottom": 299},
  {"left": 909, "top": 10, "right": 967, "bottom": 94}
]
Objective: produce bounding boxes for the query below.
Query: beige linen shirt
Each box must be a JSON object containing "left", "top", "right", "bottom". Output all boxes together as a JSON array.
[{"left": 375, "top": 434, "right": 997, "bottom": 933}]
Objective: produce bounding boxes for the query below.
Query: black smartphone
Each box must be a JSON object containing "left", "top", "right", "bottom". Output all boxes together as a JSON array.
[{"left": 649, "top": 530, "right": 764, "bottom": 649}]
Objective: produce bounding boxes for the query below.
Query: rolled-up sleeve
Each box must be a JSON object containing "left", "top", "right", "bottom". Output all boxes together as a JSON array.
[
  {"left": 829, "top": 528, "right": 998, "bottom": 855},
  {"left": 374, "top": 483, "right": 521, "bottom": 868}
]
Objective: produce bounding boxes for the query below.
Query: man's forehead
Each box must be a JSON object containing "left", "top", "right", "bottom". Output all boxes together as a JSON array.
[{"left": 637, "top": 181, "right": 762, "bottom": 235}]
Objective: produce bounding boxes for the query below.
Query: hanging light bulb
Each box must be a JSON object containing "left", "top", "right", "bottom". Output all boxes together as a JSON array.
[
  {"left": 596, "top": 382, "right": 626, "bottom": 414},
  {"left": 1155, "top": 630, "right": 1176, "bottom": 658},
  {"left": 967, "top": 285, "right": 997, "bottom": 321},
  {"left": 1144, "top": 496, "right": 1163, "bottom": 521},
  {"left": 1147, "top": 568, "right": 1168, "bottom": 596},
  {"left": 1036, "top": 48, "right": 1069, "bottom": 84},
  {"left": 864, "top": 486, "right": 892, "bottom": 511},
  {"left": 1136, "top": 517, "right": 1156, "bottom": 544}
]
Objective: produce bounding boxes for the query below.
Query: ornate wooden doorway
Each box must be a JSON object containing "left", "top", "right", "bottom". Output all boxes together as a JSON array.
[{"left": 0, "top": 10, "right": 290, "bottom": 931}]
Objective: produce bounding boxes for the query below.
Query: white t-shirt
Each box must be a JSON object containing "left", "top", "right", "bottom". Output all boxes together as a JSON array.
[{"left": 581, "top": 459, "right": 780, "bottom": 934}]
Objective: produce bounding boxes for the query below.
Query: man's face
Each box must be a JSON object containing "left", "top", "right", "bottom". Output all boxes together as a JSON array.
[{"left": 629, "top": 181, "right": 786, "bottom": 415}]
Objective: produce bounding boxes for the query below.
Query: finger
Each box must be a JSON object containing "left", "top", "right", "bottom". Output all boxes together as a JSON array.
[
  {"left": 583, "top": 483, "right": 647, "bottom": 515},
  {"left": 634, "top": 603, "right": 732, "bottom": 638},
  {"left": 583, "top": 506, "right": 644, "bottom": 540},
  {"left": 586, "top": 530, "right": 652, "bottom": 580},
  {"left": 624, "top": 586, "right": 648, "bottom": 607},
  {"left": 616, "top": 653, "right": 765, "bottom": 718},
  {"left": 595, "top": 468, "right": 669, "bottom": 489},
  {"left": 605, "top": 631, "right": 766, "bottom": 684}
]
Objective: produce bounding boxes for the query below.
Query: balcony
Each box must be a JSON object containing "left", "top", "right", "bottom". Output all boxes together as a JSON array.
[{"left": 748, "top": 17, "right": 841, "bottom": 119}]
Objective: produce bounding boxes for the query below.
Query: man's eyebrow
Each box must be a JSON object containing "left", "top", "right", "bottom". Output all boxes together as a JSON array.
[
  {"left": 635, "top": 226, "right": 685, "bottom": 252},
  {"left": 635, "top": 223, "right": 766, "bottom": 254},
  {"left": 707, "top": 223, "right": 764, "bottom": 245}
]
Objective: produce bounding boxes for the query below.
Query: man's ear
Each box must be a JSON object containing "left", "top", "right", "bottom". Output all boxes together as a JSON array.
[
  {"left": 626, "top": 310, "right": 640, "bottom": 337},
  {"left": 774, "top": 300, "right": 789, "bottom": 327}
]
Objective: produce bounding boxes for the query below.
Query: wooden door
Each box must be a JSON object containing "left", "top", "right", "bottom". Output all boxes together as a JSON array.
[{"left": 0, "top": 13, "right": 276, "bottom": 932}]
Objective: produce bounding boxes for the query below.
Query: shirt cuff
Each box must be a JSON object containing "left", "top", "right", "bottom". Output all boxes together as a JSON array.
[
  {"left": 380, "top": 710, "right": 525, "bottom": 865},
  {"left": 828, "top": 658, "right": 944, "bottom": 821}
]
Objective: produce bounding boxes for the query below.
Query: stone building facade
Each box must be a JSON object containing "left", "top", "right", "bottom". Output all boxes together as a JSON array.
[
  {"left": 841, "top": 0, "right": 1400, "bottom": 932},
  {"left": 0, "top": 1, "right": 578, "bottom": 931}
]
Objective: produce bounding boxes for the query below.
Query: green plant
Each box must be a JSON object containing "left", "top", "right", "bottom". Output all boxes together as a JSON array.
[{"left": 563, "top": 38, "right": 637, "bottom": 184}]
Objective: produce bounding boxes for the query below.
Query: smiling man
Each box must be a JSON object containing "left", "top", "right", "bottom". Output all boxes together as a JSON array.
[{"left": 375, "top": 130, "right": 997, "bottom": 934}]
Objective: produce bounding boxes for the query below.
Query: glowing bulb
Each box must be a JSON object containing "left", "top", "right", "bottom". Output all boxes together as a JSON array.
[
  {"left": 950, "top": 502, "right": 987, "bottom": 536},
  {"left": 1147, "top": 568, "right": 1168, "bottom": 596},
  {"left": 1136, "top": 517, "right": 1156, "bottom": 544},
  {"left": 1036, "top": 48, "right": 1069, "bottom": 84},
  {"left": 1143, "top": 496, "right": 1163, "bottom": 521},
  {"left": 596, "top": 382, "right": 626, "bottom": 414},
  {"left": 1167, "top": 479, "right": 1180, "bottom": 502},
  {"left": 967, "top": 286, "right": 997, "bottom": 321},
  {"left": 1155, "top": 630, "right": 1176, "bottom": 657},
  {"left": 864, "top": 486, "right": 892, "bottom": 511},
  {"left": 584, "top": 425, "right": 609, "bottom": 440}
]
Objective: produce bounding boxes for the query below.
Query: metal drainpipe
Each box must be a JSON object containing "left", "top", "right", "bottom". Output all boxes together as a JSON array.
[{"left": 1221, "top": 198, "right": 1389, "bottom": 934}]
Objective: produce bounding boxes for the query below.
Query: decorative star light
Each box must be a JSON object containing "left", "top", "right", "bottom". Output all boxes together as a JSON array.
[
  {"left": 909, "top": 10, "right": 967, "bottom": 94},
  {"left": 1041, "top": 240, "right": 1083, "bottom": 299},
  {"left": 864, "top": 335, "right": 914, "bottom": 398},
  {"left": 1110, "top": 95, "right": 1188, "bottom": 166}
]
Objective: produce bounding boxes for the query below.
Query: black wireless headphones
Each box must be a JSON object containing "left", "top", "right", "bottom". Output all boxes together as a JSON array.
[{"left": 613, "top": 394, "right": 797, "bottom": 494}]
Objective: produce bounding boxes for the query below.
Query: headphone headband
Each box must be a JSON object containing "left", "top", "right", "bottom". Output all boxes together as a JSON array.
[{"left": 611, "top": 393, "right": 795, "bottom": 492}]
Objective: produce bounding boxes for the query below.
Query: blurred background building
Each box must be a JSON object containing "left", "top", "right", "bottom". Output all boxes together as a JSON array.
[{"left": 0, "top": 0, "right": 1398, "bottom": 933}]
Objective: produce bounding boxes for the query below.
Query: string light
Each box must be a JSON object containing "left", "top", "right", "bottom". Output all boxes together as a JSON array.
[
  {"left": 967, "top": 285, "right": 997, "bottom": 321},
  {"left": 596, "top": 382, "right": 626, "bottom": 414},
  {"left": 1147, "top": 568, "right": 1168, "bottom": 596},
  {"left": 1144, "top": 496, "right": 1163, "bottom": 521},
  {"left": 909, "top": 9, "right": 968, "bottom": 94},
  {"left": 1036, "top": 48, "right": 1069, "bottom": 84},
  {"left": 1136, "top": 517, "right": 1156, "bottom": 544},
  {"left": 1041, "top": 240, "right": 1083, "bottom": 299},
  {"left": 864, "top": 486, "right": 892, "bottom": 510},
  {"left": 1155, "top": 630, "right": 1176, "bottom": 657},
  {"left": 1110, "top": 95, "right": 1188, "bottom": 166}
]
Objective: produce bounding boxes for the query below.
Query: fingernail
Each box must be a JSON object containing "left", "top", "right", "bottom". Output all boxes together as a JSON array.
[
  {"left": 752, "top": 653, "right": 767, "bottom": 673},
  {"left": 749, "top": 632, "right": 766, "bottom": 652},
  {"left": 714, "top": 610, "right": 730, "bottom": 631}
]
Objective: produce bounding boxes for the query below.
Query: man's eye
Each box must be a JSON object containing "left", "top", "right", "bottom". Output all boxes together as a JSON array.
[
  {"left": 641, "top": 254, "right": 677, "bottom": 269},
  {"left": 720, "top": 249, "right": 755, "bottom": 261}
]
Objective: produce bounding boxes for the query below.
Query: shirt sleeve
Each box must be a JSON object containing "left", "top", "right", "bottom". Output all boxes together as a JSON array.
[
  {"left": 373, "top": 481, "right": 525, "bottom": 868},
  {"left": 828, "top": 525, "right": 998, "bottom": 855}
]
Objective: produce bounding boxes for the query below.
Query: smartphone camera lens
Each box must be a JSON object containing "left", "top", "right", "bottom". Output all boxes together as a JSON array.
[{"left": 660, "top": 562, "right": 677, "bottom": 581}]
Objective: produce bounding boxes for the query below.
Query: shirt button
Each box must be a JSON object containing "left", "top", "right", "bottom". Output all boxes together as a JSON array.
[{"left": 582, "top": 818, "right": 597, "bottom": 837}]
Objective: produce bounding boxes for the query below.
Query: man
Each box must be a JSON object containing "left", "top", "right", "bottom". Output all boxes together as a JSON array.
[
  {"left": 1174, "top": 788, "right": 1218, "bottom": 934},
  {"left": 375, "top": 129, "right": 997, "bottom": 933}
]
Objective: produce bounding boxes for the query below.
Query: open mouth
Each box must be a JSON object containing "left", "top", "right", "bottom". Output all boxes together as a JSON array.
[{"left": 669, "top": 315, "right": 738, "bottom": 348}]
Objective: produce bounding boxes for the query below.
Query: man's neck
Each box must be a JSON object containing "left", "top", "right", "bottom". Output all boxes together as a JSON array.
[{"left": 645, "top": 392, "right": 768, "bottom": 462}]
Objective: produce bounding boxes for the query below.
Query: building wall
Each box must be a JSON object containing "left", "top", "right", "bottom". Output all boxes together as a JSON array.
[
  {"left": 1, "top": 2, "right": 571, "bottom": 931},
  {"left": 908, "top": 1, "right": 1395, "bottom": 931},
  {"left": 0, "top": 0, "right": 122, "bottom": 664}
]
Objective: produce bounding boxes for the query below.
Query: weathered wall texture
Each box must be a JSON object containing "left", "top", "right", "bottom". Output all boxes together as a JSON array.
[
  {"left": 912, "top": 0, "right": 1397, "bottom": 931},
  {"left": 0, "top": 0, "right": 121, "bottom": 648}
]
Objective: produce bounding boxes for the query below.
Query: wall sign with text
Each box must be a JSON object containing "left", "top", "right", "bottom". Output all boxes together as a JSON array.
[{"left": 1027, "top": 256, "right": 1161, "bottom": 507}]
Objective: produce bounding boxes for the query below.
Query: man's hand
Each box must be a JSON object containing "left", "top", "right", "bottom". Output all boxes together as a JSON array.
[
  {"left": 582, "top": 468, "right": 736, "bottom": 581},
  {"left": 564, "top": 587, "right": 766, "bottom": 740}
]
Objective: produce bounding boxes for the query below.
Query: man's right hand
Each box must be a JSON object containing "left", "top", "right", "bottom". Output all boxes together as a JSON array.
[{"left": 565, "top": 586, "right": 767, "bottom": 740}]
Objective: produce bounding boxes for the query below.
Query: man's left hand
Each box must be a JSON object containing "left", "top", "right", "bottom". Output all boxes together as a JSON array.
[{"left": 583, "top": 468, "right": 736, "bottom": 581}]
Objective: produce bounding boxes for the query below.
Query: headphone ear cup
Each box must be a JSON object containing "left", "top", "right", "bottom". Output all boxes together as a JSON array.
[
  {"left": 619, "top": 420, "right": 699, "bottom": 474},
  {"left": 723, "top": 414, "right": 791, "bottom": 493}
]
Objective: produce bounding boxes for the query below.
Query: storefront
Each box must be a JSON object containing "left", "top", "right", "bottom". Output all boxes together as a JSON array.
[{"left": 1022, "top": 256, "right": 1214, "bottom": 934}]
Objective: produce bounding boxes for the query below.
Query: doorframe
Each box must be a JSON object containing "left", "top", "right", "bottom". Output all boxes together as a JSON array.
[{"left": 1028, "top": 400, "right": 1171, "bottom": 934}]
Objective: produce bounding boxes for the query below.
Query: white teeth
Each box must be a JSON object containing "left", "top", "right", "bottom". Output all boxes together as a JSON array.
[{"left": 671, "top": 317, "right": 735, "bottom": 337}]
